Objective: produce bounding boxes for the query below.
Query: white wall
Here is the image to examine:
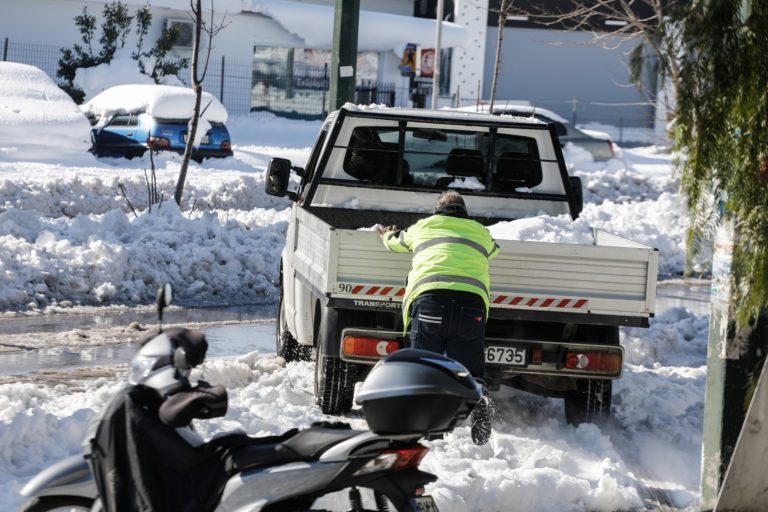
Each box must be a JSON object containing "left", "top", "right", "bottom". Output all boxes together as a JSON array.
[
  {"left": 483, "top": 27, "right": 653, "bottom": 128},
  {"left": 450, "top": 0, "right": 488, "bottom": 106}
]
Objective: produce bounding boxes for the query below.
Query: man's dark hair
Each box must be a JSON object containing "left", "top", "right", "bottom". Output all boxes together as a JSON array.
[{"left": 434, "top": 190, "right": 468, "bottom": 216}]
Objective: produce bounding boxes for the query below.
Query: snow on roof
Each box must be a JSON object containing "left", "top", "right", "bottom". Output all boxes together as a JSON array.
[
  {"left": 0, "top": 62, "right": 91, "bottom": 161},
  {"left": 243, "top": 0, "right": 468, "bottom": 53},
  {"left": 340, "top": 103, "right": 545, "bottom": 126},
  {"left": 81, "top": 84, "right": 229, "bottom": 123},
  {"left": 82, "top": 0, "right": 243, "bottom": 12},
  {"left": 458, "top": 102, "right": 570, "bottom": 124}
]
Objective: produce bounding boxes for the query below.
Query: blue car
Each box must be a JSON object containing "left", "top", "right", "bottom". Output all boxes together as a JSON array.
[{"left": 82, "top": 84, "right": 233, "bottom": 161}]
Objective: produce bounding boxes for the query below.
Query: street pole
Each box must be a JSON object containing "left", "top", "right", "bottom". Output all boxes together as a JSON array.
[
  {"left": 329, "top": 0, "right": 360, "bottom": 112},
  {"left": 700, "top": 219, "right": 768, "bottom": 510},
  {"left": 430, "top": 0, "right": 444, "bottom": 109}
]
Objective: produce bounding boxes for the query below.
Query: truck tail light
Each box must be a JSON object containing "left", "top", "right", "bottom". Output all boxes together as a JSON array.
[
  {"left": 531, "top": 346, "right": 543, "bottom": 364},
  {"left": 343, "top": 336, "right": 399, "bottom": 357},
  {"left": 564, "top": 351, "right": 622, "bottom": 374},
  {"left": 220, "top": 140, "right": 231, "bottom": 152},
  {"left": 147, "top": 136, "right": 171, "bottom": 149}
]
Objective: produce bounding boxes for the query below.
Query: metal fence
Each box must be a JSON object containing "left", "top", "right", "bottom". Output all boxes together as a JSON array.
[
  {"left": 2, "top": 37, "right": 403, "bottom": 121},
  {"left": 2, "top": 39, "right": 62, "bottom": 80},
  {"left": 3, "top": 37, "right": 656, "bottom": 141}
]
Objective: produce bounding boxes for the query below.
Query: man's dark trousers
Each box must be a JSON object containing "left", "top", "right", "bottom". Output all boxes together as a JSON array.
[{"left": 408, "top": 290, "right": 486, "bottom": 380}]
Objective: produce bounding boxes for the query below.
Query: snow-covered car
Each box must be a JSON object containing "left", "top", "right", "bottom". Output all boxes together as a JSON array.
[
  {"left": 0, "top": 62, "right": 92, "bottom": 162},
  {"left": 458, "top": 103, "right": 616, "bottom": 162},
  {"left": 81, "top": 84, "right": 233, "bottom": 160}
]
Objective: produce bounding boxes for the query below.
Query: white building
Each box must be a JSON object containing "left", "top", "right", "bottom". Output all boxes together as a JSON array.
[{"left": 1, "top": 0, "right": 487, "bottom": 117}]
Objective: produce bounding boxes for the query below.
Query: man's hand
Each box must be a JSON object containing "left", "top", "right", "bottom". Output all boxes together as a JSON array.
[{"left": 376, "top": 225, "right": 399, "bottom": 240}]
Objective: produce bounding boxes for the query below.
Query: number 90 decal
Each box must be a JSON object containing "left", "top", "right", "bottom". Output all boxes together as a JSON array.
[{"left": 338, "top": 283, "right": 354, "bottom": 293}]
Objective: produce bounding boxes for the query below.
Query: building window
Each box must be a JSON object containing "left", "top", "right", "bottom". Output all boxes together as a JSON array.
[{"left": 251, "top": 46, "right": 380, "bottom": 120}]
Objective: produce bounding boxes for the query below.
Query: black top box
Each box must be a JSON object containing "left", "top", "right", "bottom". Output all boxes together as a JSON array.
[{"left": 356, "top": 349, "right": 482, "bottom": 435}]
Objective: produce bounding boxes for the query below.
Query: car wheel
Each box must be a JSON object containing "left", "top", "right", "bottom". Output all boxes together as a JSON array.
[
  {"left": 314, "top": 309, "right": 358, "bottom": 415},
  {"left": 276, "top": 284, "right": 311, "bottom": 363},
  {"left": 564, "top": 378, "right": 612, "bottom": 426}
]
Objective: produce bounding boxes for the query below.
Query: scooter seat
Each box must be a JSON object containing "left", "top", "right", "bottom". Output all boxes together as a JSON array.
[
  {"left": 281, "top": 427, "right": 366, "bottom": 459},
  {"left": 231, "top": 427, "right": 364, "bottom": 471}
]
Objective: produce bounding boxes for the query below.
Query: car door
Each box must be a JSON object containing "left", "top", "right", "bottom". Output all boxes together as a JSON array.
[{"left": 95, "top": 113, "right": 145, "bottom": 157}]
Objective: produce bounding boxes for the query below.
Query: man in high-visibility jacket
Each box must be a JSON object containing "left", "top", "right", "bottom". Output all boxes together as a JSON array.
[{"left": 377, "top": 190, "right": 500, "bottom": 445}]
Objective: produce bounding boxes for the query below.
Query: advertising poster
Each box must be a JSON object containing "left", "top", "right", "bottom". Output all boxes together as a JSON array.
[
  {"left": 419, "top": 48, "right": 435, "bottom": 78},
  {"left": 400, "top": 43, "right": 417, "bottom": 77}
]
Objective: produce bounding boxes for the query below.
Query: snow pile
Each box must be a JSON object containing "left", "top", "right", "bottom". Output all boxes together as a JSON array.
[
  {"left": 489, "top": 215, "right": 595, "bottom": 245},
  {"left": 485, "top": 191, "right": 686, "bottom": 276},
  {"left": 73, "top": 50, "right": 155, "bottom": 102},
  {"left": 581, "top": 193, "right": 686, "bottom": 276},
  {"left": 0, "top": 202, "right": 289, "bottom": 310},
  {"left": 81, "top": 84, "right": 228, "bottom": 123},
  {"left": 563, "top": 144, "right": 677, "bottom": 205},
  {"left": 0, "top": 62, "right": 92, "bottom": 162},
  {"left": 577, "top": 122, "right": 657, "bottom": 146},
  {"left": 0, "top": 167, "right": 289, "bottom": 218}
]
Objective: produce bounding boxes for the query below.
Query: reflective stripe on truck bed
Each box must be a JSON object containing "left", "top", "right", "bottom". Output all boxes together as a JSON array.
[{"left": 335, "top": 283, "right": 590, "bottom": 310}]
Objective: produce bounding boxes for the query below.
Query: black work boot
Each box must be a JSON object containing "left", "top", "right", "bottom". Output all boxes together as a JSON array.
[{"left": 471, "top": 384, "right": 492, "bottom": 445}]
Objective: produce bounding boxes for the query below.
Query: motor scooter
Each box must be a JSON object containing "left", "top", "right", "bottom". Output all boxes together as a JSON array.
[{"left": 20, "top": 285, "right": 481, "bottom": 512}]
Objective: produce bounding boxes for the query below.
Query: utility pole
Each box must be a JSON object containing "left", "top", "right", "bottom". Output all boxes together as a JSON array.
[
  {"left": 329, "top": 0, "right": 360, "bottom": 112},
  {"left": 700, "top": 220, "right": 768, "bottom": 511},
  {"left": 430, "top": 0, "right": 444, "bottom": 109}
]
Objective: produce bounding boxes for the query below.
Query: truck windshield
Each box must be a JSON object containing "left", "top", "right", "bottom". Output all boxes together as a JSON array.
[{"left": 339, "top": 126, "right": 542, "bottom": 192}]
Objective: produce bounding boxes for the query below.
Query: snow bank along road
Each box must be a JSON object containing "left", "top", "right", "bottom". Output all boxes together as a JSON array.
[{"left": 0, "top": 114, "right": 705, "bottom": 511}]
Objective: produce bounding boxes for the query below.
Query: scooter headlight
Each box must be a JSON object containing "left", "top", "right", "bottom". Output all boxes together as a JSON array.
[{"left": 129, "top": 354, "right": 160, "bottom": 385}]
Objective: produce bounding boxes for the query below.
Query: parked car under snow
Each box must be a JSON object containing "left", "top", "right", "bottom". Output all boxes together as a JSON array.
[
  {"left": 0, "top": 62, "right": 92, "bottom": 162},
  {"left": 81, "top": 84, "right": 233, "bottom": 161},
  {"left": 457, "top": 103, "right": 616, "bottom": 162}
]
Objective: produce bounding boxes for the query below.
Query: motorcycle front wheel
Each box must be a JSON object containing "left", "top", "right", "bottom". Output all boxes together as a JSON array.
[{"left": 20, "top": 496, "right": 95, "bottom": 512}]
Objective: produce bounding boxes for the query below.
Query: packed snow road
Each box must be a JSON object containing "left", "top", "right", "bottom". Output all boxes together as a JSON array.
[{"left": 0, "top": 114, "right": 705, "bottom": 510}]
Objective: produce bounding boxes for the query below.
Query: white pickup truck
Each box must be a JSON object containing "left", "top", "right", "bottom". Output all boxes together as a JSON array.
[{"left": 266, "top": 105, "right": 658, "bottom": 425}]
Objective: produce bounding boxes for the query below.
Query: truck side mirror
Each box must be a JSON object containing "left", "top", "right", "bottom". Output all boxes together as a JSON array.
[
  {"left": 266, "top": 158, "right": 292, "bottom": 198},
  {"left": 553, "top": 121, "right": 568, "bottom": 137},
  {"left": 568, "top": 176, "right": 584, "bottom": 217}
]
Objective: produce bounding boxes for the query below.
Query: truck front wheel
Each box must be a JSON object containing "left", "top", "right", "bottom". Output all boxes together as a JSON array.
[
  {"left": 276, "top": 284, "right": 312, "bottom": 362},
  {"left": 564, "top": 378, "right": 612, "bottom": 426},
  {"left": 314, "top": 341, "right": 358, "bottom": 414}
]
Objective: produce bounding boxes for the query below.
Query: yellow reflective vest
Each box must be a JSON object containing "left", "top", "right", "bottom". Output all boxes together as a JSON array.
[{"left": 382, "top": 214, "right": 500, "bottom": 329}]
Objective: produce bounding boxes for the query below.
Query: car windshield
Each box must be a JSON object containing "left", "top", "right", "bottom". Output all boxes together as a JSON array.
[{"left": 337, "top": 125, "right": 543, "bottom": 192}]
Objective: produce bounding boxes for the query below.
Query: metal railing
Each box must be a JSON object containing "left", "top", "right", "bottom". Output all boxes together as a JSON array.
[
  {"left": 2, "top": 37, "right": 401, "bottom": 121},
  {"left": 3, "top": 36, "right": 657, "bottom": 142}
]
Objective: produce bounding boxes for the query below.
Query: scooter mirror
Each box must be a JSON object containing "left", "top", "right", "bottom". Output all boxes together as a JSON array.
[
  {"left": 157, "top": 283, "right": 173, "bottom": 308},
  {"left": 156, "top": 283, "right": 173, "bottom": 329}
]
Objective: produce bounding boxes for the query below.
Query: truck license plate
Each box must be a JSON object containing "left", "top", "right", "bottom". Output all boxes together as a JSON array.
[
  {"left": 411, "top": 496, "right": 439, "bottom": 512},
  {"left": 485, "top": 345, "right": 527, "bottom": 366},
  {"left": 183, "top": 134, "right": 210, "bottom": 144}
]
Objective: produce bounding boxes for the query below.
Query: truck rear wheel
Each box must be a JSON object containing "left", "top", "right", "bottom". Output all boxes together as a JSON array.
[
  {"left": 276, "top": 284, "right": 311, "bottom": 362},
  {"left": 314, "top": 340, "right": 358, "bottom": 414},
  {"left": 564, "top": 378, "right": 612, "bottom": 426}
]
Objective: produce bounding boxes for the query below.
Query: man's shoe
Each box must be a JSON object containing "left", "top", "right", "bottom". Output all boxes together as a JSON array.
[{"left": 471, "top": 395, "right": 492, "bottom": 445}]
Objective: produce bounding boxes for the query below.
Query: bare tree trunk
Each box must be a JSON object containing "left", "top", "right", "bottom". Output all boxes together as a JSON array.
[
  {"left": 489, "top": 0, "right": 509, "bottom": 113},
  {"left": 174, "top": 0, "right": 204, "bottom": 206}
]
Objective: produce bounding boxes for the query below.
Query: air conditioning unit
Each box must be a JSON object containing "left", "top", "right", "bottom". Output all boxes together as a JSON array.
[{"left": 166, "top": 19, "right": 195, "bottom": 48}]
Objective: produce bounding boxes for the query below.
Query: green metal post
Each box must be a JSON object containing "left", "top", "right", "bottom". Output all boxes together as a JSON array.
[
  {"left": 700, "top": 221, "right": 768, "bottom": 510},
  {"left": 328, "top": 0, "right": 360, "bottom": 112}
]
